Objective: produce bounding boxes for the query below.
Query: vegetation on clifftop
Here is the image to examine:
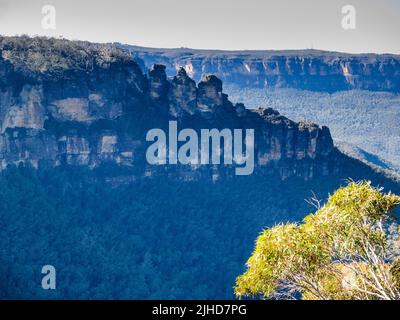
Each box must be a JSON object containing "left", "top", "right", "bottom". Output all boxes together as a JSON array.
[{"left": 0, "top": 35, "right": 132, "bottom": 78}]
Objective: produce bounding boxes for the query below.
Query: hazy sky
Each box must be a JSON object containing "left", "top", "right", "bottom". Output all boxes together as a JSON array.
[{"left": 0, "top": 0, "right": 399, "bottom": 53}]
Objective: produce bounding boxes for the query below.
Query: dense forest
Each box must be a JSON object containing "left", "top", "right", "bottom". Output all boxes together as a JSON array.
[{"left": 0, "top": 162, "right": 399, "bottom": 299}]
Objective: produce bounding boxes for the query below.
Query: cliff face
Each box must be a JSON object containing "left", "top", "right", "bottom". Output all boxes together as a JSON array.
[
  {"left": 0, "top": 36, "right": 337, "bottom": 180},
  {"left": 126, "top": 46, "right": 400, "bottom": 93}
]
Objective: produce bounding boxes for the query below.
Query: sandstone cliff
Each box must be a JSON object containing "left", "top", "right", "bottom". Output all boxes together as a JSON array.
[
  {"left": 0, "top": 36, "right": 337, "bottom": 180},
  {"left": 125, "top": 46, "right": 400, "bottom": 93}
]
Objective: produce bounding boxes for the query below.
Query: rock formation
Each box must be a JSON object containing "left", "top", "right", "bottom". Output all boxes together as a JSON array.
[
  {"left": 0, "top": 36, "right": 338, "bottom": 180},
  {"left": 128, "top": 46, "right": 400, "bottom": 93}
]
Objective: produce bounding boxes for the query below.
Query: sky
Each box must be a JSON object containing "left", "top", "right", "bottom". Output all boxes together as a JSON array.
[{"left": 0, "top": 0, "right": 399, "bottom": 54}]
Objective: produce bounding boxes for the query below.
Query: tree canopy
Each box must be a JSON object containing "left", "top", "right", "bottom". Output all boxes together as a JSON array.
[{"left": 235, "top": 181, "right": 400, "bottom": 300}]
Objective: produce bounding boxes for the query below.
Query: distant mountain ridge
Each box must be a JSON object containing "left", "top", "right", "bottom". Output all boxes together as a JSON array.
[
  {"left": 335, "top": 140, "right": 400, "bottom": 176},
  {"left": 121, "top": 44, "right": 400, "bottom": 93}
]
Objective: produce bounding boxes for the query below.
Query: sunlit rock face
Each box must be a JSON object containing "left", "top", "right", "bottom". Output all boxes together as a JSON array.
[
  {"left": 129, "top": 46, "right": 400, "bottom": 93},
  {"left": 0, "top": 36, "right": 339, "bottom": 180},
  {"left": 0, "top": 85, "right": 46, "bottom": 132}
]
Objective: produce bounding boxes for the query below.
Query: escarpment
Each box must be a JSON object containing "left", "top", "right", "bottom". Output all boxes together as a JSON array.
[
  {"left": 127, "top": 46, "right": 400, "bottom": 93},
  {"left": 0, "top": 36, "right": 340, "bottom": 180}
]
